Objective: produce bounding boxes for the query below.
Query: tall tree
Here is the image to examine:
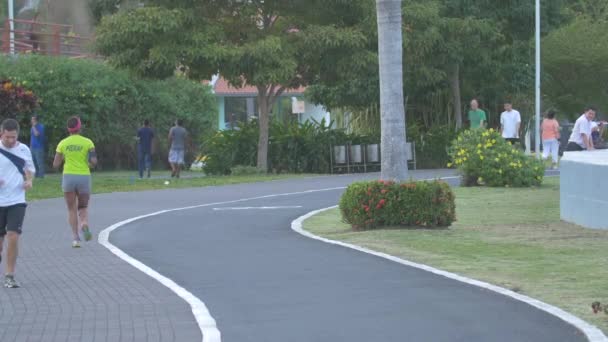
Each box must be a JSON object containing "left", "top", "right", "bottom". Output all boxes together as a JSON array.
[
  {"left": 95, "top": 0, "right": 366, "bottom": 171},
  {"left": 376, "top": 0, "right": 408, "bottom": 181}
]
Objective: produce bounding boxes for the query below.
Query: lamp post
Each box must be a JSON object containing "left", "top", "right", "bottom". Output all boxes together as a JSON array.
[
  {"left": 8, "top": 0, "right": 15, "bottom": 55},
  {"left": 535, "top": 0, "right": 541, "bottom": 159}
]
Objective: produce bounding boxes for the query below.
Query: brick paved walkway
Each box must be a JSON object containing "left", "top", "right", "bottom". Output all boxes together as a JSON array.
[{"left": 0, "top": 190, "right": 203, "bottom": 342}]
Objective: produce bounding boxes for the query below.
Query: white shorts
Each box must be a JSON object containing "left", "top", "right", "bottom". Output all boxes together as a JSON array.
[{"left": 168, "top": 149, "right": 185, "bottom": 164}]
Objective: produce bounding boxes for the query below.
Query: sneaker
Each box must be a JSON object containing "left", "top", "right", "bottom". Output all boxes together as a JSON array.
[
  {"left": 72, "top": 240, "right": 81, "bottom": 248},
  {"left": 82, "top": 225, "right": 92, "bottom": 242},
  {"left": 4, "top": 275, "right": 19, "bottom": 288}
]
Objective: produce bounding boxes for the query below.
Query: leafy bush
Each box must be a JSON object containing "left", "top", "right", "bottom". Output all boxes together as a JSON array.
[
  {"left": 0, "top": 79, "right": 38, "bottom": 118},
  {"left": 448, "top": 129, "right": 545, "bottom": 187},
  {"left": 408, "top": 123, "right": 461, "bottom": 169},
  {"left": 202, "top": 119, "right": 353, "bottom": 175},
  {"left": 230, "top": 165, "right": 265, "bottom": 176},
  {"left": 339, "top": 180, "right": 456, "bottom": 230},
  {"left": 0, "top": 55, "right": 217, "bottom": 170},
  {"left": 269, "top": 119, "right": 350, "bottom": 174}
]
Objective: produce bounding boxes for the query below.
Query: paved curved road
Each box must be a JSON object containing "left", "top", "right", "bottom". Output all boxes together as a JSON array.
[{"left": 109, "top": 171, "right": 585, "bottom": 342}]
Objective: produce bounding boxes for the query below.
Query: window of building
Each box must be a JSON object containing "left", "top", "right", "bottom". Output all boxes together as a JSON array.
[{"left": 225, "top": 97, "right": 257, "bottom": 129}]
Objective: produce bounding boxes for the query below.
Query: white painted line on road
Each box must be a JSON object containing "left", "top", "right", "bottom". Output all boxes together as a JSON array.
[
  {"left": 213, "top": 206, "right": 303, "bottom": 211},
  {"left": 98, "top": 184, "right": 377, "bottom": 342},
  {"left": 291, "top": 206, "right": 608, "bottom": 342}
]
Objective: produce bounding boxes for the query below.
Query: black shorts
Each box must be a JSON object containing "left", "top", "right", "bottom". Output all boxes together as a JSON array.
[
  {"left": 565, "top": 142, "right": 585, "bottom": 152},
  {"left": 0, "top": 204, "right": 27, "bottom": 236}
]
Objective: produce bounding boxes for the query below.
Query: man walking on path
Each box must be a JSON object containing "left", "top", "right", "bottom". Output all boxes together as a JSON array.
[
  {"left": 136, "top": 119, "right": 154, "bottom": 179},
  {"left": 30, "top": 115, "right": 45, "bottom": 178},
  {"left": 468, "top": 99, "right": 487, "bottom": 129},
  {"left": 168, "top": 119, "right": 188, "bottom": 178},
  {"left": 0, "top": 119, "right": 35, "bottom": 288},
  {"left": 500, "top": 101, "right": 522, "bottom": 146},
  {"left": 566, "top": 107, "right": 596, "bottom": 151}
]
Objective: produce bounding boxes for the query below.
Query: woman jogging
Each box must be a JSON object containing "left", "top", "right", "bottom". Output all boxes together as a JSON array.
[{"left": 53, "top": 117, "right": 97, "bottom": 248}]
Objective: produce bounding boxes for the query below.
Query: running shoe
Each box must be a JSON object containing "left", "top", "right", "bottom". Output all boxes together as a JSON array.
[
  {"left": 82, "top": 225, "right": 92, "bottom": 242},
  {"left": 72, "top": 240, "right": 81, "bottom": 248},
  {"left": 4, "top": 275, "right": 20, "bottom": 288}
]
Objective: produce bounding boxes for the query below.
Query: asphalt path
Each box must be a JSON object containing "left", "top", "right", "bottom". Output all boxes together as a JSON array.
[{"left": 110, "top": 170, "right": 585, "bottom": 342}]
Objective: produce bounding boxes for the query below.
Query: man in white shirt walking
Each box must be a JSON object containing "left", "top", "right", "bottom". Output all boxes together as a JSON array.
[
  {"left": 500, "top": 101, "right": 522, "bottom": 146},
  {"left": 566, "top": 107, "right": 596, "bottom": 151},
  {"left": 0, "top": 119, "right": 35, "bottom": 288}
]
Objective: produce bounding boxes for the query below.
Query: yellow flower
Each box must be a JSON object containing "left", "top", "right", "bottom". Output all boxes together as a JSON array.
[
  {"left": 489, "top": 128, "right": 495, "bottom": 132},
  {"left": 463, "top": 157, "right": 467, "bottom": 161},
  {"left": 447, "top": 162, "right": 453, "bottom": 168}
]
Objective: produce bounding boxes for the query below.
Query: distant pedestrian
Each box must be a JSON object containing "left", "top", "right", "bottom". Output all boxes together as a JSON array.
[
  {"left": 0, "top": 118, "right": 35, "bottom": 288},
  {"left": 500, "top": 101, "right": 522, "bottom": 146},
  {"left": 168, "top": 119, "right": 188, "bottom": 178},
  {"left": 541, "top": 110, "right": 560, "bottom": 169},
  {"left": 468, "top": 99, "right": 487, "bottom": 129},
  {"left": 136, "top": 119, "right": 154, "bottom": 179},
  {"left": 53, "top": 117, "right": 97, "bottom": 248},
  {"left": 590, "top": 121, "right": 608, "bottom": 149},
  {"left": 30, "top": 115, "right": 46, "bottom": 178},
  {"left": 566, "top": 107, "right": 596, "bottom": 152}
]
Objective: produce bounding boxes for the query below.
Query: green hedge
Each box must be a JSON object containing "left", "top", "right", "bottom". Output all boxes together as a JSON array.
[
  {"left": 339, "top": 180, "right": 456, "bottom": 230},
  {"left": 0, "top": 55, "right": 217, "bottom": 170},
  {"left": 448, "top": 129, "right": 545, "bottom": 187},
  {"left": 202, "top": 119, "right": 363, "bottom": 175}
]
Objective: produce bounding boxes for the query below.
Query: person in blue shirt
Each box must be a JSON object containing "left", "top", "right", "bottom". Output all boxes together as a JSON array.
[
  {"left": 30, "top": 115, "right": 45, "bottom": 178},
  {"left": 136, "top": 119, "right": 154, "bottom": 178}
]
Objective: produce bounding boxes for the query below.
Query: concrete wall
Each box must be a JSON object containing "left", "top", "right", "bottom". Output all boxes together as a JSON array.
[{"left": 560, "top": 150, "right": 608, "bottom": 229}]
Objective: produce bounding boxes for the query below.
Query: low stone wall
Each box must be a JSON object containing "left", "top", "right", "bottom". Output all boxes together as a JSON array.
[{"left": 560, "top": 150, "right": 608, "bottom": 229}]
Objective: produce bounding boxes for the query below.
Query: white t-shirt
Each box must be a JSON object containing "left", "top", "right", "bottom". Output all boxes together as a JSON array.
[
  {"left": 568, "top": 114, "right": 592, "bottom": 148},
  {"left": 0, "top": 141, "right": 35, "bottom": 207},
  {"left": 590, "top": 121, "right": 599, "bottom": 130},
  {"left": 500, "top": 110, "right": 522, "bottom": 138}
]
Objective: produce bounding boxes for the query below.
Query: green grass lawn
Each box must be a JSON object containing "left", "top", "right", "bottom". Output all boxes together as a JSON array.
[
  {"left": 304, "top": 177, "right": 608, "bottom": 333},
  {"left": 27, "top": 171, "right": 309, "bottom": 201}
]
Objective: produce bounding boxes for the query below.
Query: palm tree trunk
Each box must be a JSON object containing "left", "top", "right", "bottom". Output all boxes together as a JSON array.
[
  {"left": 376, "top": 0, "right": 408, "bottom": 181},
  {"left": 450, "top": 62, "right": 463, "bottom": 129},
  {"left": 256, "top": 87, "right": 270, "bottom": 172}
]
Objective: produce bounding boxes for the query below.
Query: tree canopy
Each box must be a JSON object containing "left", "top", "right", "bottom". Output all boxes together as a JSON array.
[{"left": 95, "top": 0, "right": 368, "bottom": 170}]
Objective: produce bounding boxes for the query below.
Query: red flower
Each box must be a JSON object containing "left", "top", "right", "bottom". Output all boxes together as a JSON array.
[{"left": 381, "top": 189, "right": 388, "bottom": 194}]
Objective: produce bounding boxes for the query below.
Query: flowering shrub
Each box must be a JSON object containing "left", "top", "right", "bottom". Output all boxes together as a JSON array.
[
  {"left": 448, "top": 129, "right": 545, "bottom": 187},
  {"left": 0, "top": 79, "right": 38, "bottom": 118},
  {"left": 339, "top": 180, "right": 456, "bottom": 230}
]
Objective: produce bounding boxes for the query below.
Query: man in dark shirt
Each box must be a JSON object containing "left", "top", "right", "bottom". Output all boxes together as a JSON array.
[
  {"left": 136, "top": 120, "right": 154, "bottom": 178},
  {"left": 30, "top": 115, "right": 45, "bottom": 178}
]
